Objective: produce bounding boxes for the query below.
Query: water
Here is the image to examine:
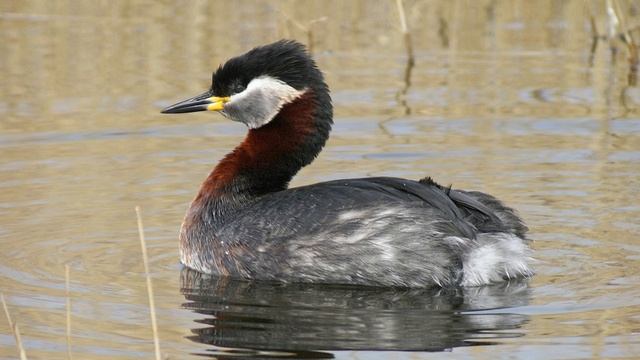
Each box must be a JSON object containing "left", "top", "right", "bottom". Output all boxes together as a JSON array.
[{"left": 1, "top": 1, "right": 639, "bottom": 359}]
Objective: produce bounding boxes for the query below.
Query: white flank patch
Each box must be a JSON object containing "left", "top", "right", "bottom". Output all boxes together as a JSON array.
[
  {"left": 374, "top": 236, "right": 395, "bottom": 261},
  {"left": 338, "top": 210, "right": 368, "bottom": 221},
  {"left": 461, "top": 233, "right": 534, "bottom": 286}
]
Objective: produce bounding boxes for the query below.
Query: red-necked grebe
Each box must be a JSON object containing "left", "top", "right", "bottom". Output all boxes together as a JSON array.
[{"left": 162, "top": 40, "right": 533, "bottom": 287}]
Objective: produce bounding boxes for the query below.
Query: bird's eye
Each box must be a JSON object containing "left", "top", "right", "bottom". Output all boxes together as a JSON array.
[{"left": 230, "top": 81, "right": 246, "bottom": 95}]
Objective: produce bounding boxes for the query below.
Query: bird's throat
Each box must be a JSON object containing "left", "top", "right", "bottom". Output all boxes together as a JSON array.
[
  {"left": 179, "top": 86, "right": 332, "bottom": 272},
  {"left": 192, "top": 90, "right": 328, "bottom": 220}
]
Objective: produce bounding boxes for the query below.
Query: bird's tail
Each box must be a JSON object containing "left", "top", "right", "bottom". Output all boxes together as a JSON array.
[{"left": 459, "top": 232, "right": 534, "bottom": 286}]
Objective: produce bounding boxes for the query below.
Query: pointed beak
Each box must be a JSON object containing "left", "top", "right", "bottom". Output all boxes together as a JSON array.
[{"left": 161, "top": 91, "right": 230, "bottom": 114}]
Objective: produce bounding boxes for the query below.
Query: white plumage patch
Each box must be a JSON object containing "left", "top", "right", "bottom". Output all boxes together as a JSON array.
[
  {"left": 461, "top": 233, "right": 534, "bottom": 286},
  {"left": 223, "top": 76, "right": 306, "bottom": 129}
]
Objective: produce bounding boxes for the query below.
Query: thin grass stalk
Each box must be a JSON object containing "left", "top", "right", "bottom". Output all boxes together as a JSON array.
[
  {"left": 65, "top": 264, "right": 72, "bottom": 360},
  {"left": 394, "top": 0, "right": 415, "bottom": 115},
  {"left": 1, "top": 294, "right": 28, "bottom": 360},
  {"left": 135, "top": 206, "right": 161, "bottom": 360}
]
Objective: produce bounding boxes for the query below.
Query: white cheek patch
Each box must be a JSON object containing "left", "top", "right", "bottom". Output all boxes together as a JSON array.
[{"left": 224, "top": 76, "right": 306, "bottom": 129}]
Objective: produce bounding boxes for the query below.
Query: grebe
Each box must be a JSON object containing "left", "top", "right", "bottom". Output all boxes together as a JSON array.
[{"left": 162, "top": 40, "right": 533, "bottom": 287}]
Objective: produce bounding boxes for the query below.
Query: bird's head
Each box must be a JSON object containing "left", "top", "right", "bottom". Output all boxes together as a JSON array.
[{"left": 162, "top": 40, "right": 328, "bottom": 129}]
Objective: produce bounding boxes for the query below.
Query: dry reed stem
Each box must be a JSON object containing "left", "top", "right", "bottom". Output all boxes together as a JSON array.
[
  {"left": 602, "top": 0, "right": 639, "bottom": 86},
  {"left": 606, "top": 0, "right": 638, "bottom": 54},
  {"left": 13, "top": 323, "right": 27, "bottom": 360},
  {"left": 135, "top": 206, "right": 161, "bottom": 360},
  {"left": 584, "top": 0, "right": 599, "bottom": 65},
  {"left": 611, "top": 0, "right": 638, "bottom": 83},
  {"left": 395, "top": 0, "right": 408, "bottom": 33},
  {"left": 275, "top": 8, "right": 327, "bottom": 53},
  {"left": 394, "top": 0, "right": 415, "bottom": 115},
  {"left": 65, "top": 264, "right": 72, "bottom": 360},
  {"left": 1, "top": 293, "right": 28, "bottom": 360}
]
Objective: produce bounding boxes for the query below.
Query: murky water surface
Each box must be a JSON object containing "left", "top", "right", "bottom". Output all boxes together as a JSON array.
[{"left": 1, "top": 1, "right": 640, "bottom": 359}]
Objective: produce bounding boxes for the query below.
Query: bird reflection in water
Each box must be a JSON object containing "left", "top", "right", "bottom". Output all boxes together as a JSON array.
[{"left": 180, "top": 268, "right": 531, "bottom": 359}]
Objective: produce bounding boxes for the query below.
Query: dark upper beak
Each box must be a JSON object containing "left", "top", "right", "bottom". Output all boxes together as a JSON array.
[{"left": 161, "top": 90, "right": 230, "bottom": 114}]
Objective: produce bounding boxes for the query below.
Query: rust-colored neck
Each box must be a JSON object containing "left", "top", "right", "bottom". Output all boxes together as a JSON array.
[
  {"left": 179, "top": 88, "right": 332, "bottom": 270},
  {"left": 195, "top": 91, "right": 322, "bottom": 204}
]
